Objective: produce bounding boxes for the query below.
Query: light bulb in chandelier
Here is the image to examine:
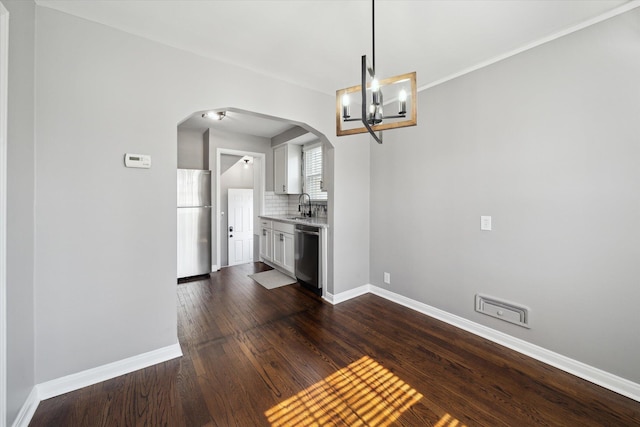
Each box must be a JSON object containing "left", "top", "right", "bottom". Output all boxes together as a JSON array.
[
  {"left": 371, "top": 78, "right": 380, "bottom": 92},
  {"left": 376, "top": 105, "right": 383, "bottom": 123},
  {"left": 342, "top": 94, "right": 351, "bottom": 119},
  {"left": 368, "top": 103, "right": 383, "bottom": 125},
  {"left": 371, "top": 78, "right": 381, "bottom": 105},
  {"left": 398, "top": 89, "right": 407, "bottom": 115}
]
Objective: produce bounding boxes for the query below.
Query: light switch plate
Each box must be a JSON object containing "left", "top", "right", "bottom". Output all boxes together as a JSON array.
[{"left": 480, "top": 216, "right": 492, "bottom": 231}]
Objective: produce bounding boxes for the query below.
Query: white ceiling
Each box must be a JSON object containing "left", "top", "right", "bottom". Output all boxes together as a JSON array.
[
  {"left": 36, "top": 0, "right": 634, "bottom": 135},
  {"left": 178, "top": 109, "right": 296, "bottom": 139}
]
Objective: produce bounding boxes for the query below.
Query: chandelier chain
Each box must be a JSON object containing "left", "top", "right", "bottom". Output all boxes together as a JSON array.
[{"left": 372, "top": 0, "right": 375, "bottom": 75}]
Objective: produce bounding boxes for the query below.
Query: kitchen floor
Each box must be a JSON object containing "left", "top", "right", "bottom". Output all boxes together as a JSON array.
[{"left": 29, "top": 263, "right": 640, "bottom": 426}]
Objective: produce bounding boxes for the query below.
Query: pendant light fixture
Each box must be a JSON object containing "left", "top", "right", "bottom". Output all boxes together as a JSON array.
[{"left": 336, "top": 0, "right": 417, "bottom": 144}]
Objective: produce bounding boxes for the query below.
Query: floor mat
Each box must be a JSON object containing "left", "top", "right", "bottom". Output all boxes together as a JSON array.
[{"left": 248, "top": 269, "right": 297, "bottom": 289}]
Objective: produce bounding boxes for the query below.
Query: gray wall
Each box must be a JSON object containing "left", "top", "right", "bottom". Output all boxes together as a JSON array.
[
  {"left": 33, "top": 5, "right": 369, "bottom": 385},
  {"left": 332, "top": 136, "right": 370, "bottom": 294},
  {"left": 4, "top": 0, "right": 36, "bottom": 425},
  {"left": 370, "top": 9, "right": 640, "bottom": 383},
  {"left": 177, "top": 128, "right": 207, "bottom": 169}
]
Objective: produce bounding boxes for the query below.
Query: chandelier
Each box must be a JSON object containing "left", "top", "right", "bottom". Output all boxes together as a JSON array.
[{"left": 336, "top": 0, "right": 417, "bottom": 144}]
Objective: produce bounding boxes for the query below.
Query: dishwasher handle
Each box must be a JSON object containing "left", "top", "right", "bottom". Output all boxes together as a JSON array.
[
  {"left": 295, "top": 229, "right": 319, "bottom": 236},
  {"left": 295, "top": 224, "right": 320, "bottom": 236}
]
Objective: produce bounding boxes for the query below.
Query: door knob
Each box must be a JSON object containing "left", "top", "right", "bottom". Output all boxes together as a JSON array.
[
  {"left": 229, "top": 234, "right": 233, "bottom": 238},
  {"left": 229, "top": 226, "right": 233, "bottom": 232}
]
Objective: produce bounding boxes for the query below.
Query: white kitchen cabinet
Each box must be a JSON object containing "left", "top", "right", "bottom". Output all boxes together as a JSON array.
[
  {"left": 277, "top": 233, "right": 295, "bottom": 273},
  {"left": 260, "top": 228, "right": 273, "bottom": 262},
  {"left": 272, "top": 221, "right": 295, "bottom": 275},
  {"left": 259, "top": 219, "right": 273, "bottom": 262},
  {"left": 259, "top": 218, "right": 295, "bottom": 275},
  {"left": 274, "top": 144, "right": 302, "bottom": 195},
  {"left": 272, "top": 231, "right": 284, "bottom": 266}
]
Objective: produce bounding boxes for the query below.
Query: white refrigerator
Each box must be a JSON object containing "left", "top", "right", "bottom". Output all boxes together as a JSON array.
[{"left": 177, "top": 169, "right": 212, "bottom": 278}]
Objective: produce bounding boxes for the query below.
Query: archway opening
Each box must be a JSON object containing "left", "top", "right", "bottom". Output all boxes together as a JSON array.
[{"left": 176, "top": 108, "right": 334, "bottom": 283}]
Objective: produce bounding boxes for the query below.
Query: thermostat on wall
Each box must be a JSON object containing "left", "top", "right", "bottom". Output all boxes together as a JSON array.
[{"left": 124, "top": 153, "right": 151, "bottom": 169}]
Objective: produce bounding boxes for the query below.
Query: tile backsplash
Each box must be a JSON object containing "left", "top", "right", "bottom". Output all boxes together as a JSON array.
[
  {"left": 264, "top": 191, "right": 327, "bottom": 218},
  {"left": 264, "top": 191, "right": 291, "bottom": 216}
]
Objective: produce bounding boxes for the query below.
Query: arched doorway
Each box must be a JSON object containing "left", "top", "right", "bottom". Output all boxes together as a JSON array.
[{"left": 177, "top": 108, "right": 333, "bottom": 282}]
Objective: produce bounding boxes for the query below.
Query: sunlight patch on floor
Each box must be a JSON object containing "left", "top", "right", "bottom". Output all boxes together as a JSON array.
[
  {"left": 265, "top": 356, "right": 423, "bottom": 426},
  {"left": 434, "top": 412, "right": 467, "bottom": 427}
]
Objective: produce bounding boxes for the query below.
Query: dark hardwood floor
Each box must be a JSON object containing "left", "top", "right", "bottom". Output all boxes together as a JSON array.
[{"left": 30, "top": 262, "right": 640, "bottom": 426}]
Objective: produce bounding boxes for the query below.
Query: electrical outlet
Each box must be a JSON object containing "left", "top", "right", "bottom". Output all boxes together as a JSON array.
[
  {"left": 480, "top": 216, "right": 492, "bottom": 231},
  {"left": 383, "top": 272, "right": 391, "bottom": 284}
]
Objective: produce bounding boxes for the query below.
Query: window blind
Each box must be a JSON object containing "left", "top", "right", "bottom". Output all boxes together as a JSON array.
[{"left": 303, "top": 143, "right": 327, "bottom": 201}]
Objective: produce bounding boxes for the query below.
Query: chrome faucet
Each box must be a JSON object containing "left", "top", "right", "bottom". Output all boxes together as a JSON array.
[{"left": 298, "top": 192, "right": 312, "bottom": 217}]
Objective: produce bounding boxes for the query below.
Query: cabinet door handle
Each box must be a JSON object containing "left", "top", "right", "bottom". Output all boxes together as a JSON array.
[
  {"left": 280, "top": 233, "right": 284, "bottom": 241},
  {"left": 282, "top": 184, "right": 286, "bottom": 192},
  {"left": 262, "top": 229, "right": 266, "bottom": 236}
]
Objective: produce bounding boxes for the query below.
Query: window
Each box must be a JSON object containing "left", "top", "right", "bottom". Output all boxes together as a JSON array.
[{"left": 303, "top": 143, "right": 326, "bottom": 201}]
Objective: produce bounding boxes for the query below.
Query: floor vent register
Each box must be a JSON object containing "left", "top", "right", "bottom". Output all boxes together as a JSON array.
[{"left": 475, "top": 294, "right": 530, "bottom": 328}]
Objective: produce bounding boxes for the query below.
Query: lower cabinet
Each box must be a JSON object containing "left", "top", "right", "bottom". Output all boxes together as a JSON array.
[
  {"left": 273, "top": 230, "right": 295, "bottom": 273},
  {"left": 259, "top": 219, "right": 273, "bottom": 261},
  {"left": 283, "top": 232, "right": 294, "bottom": 272},
  {"left": 260, "top": 228, "right": 273, "bottom": 261},
  {"left": 259, "top": 219, "right": 295, "bottom": 275}
]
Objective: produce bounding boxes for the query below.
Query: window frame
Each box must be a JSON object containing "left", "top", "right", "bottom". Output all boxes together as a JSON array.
[{"left": 302, "top": 142, "right": 326, "bottom": 202}]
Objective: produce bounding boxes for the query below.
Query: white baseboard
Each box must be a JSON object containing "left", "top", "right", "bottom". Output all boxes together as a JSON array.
[
  {"left": 323, "top": 285, "right": 369, "bottom": 305},
  {"left": 36, "top": 342, "right": 182, "bottom": 401},
  {"left": 11, "top": 387, "right": 39, "bottom": 427},
  {"left": 12, "top": 342, "right": 182, "bottom": 427},
  {"left": 329, "top": 284, "right": 640, "bottom": 403}
]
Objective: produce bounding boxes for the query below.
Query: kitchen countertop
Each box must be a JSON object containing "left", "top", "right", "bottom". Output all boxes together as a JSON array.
[{"left": 259, "top": 214, "right": 329, "bottom": 228}]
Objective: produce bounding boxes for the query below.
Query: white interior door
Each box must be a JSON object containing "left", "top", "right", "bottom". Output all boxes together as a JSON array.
[{"left": 228, "top": 189, "right": 253, "bottom": 266}]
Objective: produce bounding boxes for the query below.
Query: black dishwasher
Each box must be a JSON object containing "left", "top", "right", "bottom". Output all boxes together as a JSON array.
[{"left": 295, "top": 224, "right": 321, "bottom": 295}]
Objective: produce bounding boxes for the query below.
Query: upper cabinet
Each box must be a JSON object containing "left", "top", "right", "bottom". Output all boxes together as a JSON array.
[{"left": 274, "top": 144, "right": 302, "bottom": 194}]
